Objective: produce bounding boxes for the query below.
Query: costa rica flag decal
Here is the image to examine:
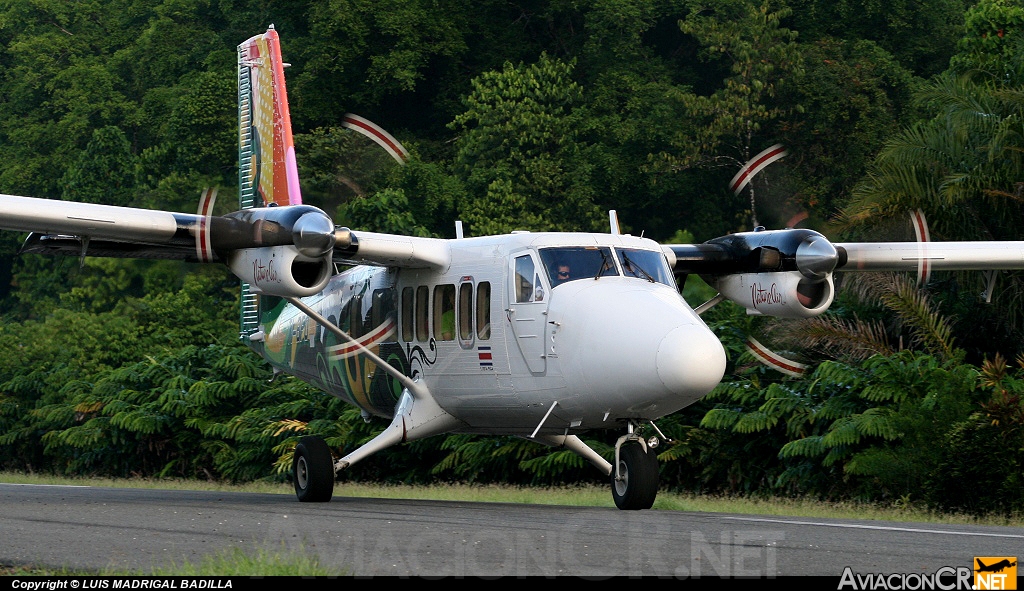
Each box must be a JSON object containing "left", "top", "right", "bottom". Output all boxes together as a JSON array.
[{"left": 478, "top": 346, "right": 493, "bottom": 368}]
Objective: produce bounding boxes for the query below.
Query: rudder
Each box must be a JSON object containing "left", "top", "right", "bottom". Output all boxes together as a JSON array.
[{"left": 236, "top": 26, "right": 302, "bottom": 342}]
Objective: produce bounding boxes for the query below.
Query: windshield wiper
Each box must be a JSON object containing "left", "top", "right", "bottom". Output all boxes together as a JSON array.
[
  {"left": 622, "top": 253, "right": 656, "bottom": 282},
  {"left": 595, "top": 249, "right": 613, "bottom": 279}
]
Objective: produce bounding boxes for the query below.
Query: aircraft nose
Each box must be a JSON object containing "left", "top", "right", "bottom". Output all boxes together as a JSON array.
[{"left": 656, "top": 323, "right": 727, "bottom": 398}]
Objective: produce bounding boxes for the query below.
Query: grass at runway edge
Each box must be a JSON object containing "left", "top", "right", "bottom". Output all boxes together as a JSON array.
[{"left": 1, "top": 473, "right": 1021, "bottom": 575}]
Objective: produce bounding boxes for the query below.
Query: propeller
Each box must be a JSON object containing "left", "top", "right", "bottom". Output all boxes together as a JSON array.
[
  {"left": 194, "top": 187, "right": 218, "bottom": 263},
  {"left": 704, "top": 143, "right": 935, "bottom": 376},
  {"left": 686, "top": 143, "right": 812, "bottom": 376},
  {"left": 291, "top": 208, "right": 336, "bottom": 257},
  {"left": 240, "top": 113, "right": 409, "bottom": 262},
  {"left": 795, "top": 233, "right": 840, "bottom": 280}
]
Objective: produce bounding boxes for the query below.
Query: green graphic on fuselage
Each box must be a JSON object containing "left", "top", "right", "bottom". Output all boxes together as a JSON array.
[{"left": 254, "top": 267, "right": 406, "bottom": 418}]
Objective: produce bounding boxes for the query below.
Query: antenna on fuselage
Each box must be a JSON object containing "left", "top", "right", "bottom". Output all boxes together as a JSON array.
[
  {"left": 609, "top": 210, "right": 620, "bottom": 235},
  {"left": 455, "top": 220, "right": 464, "bottom": 239}
]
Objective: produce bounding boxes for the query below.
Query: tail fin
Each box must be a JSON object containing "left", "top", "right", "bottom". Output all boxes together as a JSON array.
[
  {"left": 237, "top": 25, "right": 302, "bottom": 209},
  {"left": 236, "top": 26, "right": 302, "bottom": 342}
]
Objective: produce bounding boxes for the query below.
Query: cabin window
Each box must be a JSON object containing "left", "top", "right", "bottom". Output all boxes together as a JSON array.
[
  {"left": 370, "top": 288, "right": 393, "bottom": 334},
  {"left": 433, "top": 284, "right": 456, "bottom": 341},
  {"left": 415, "top": 285, "right": 429, "bottom": 342},
  {"left": 514, "top": 255, "right": 536, "bottom": 303},
  {"left": 476, "top": 281, "right": 491, "bottom": 340},
  {"left": 348, "top": 295, "right": 363, "bottom": 338},
  {"left": 401, "top": 287, "right": 414, "bottom": 342},
  {"left": 458, "top": 282, "right": 473, "bottom": 341}
]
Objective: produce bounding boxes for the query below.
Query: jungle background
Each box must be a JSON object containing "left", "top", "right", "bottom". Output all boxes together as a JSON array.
[{"left": 1, "top": 0, "right": 1023, "bottom": 516}]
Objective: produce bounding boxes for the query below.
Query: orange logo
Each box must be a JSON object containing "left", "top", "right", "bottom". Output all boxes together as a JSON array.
[{"left": 974, "top": 557, "right": 1017, "bottom": 590}]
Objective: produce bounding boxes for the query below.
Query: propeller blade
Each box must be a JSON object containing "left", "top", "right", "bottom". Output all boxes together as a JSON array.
[
  {"left": 745, "top": 337, "right": 807, "bottom": 378},
  {"left": 730, "top": 144, "right": 788, "bottom": 195},
  {"left": 342, "top": 113, "right": 409, "bottom": 164},
  {"left": 195, "top": 187, "right": 218, "bottom": 263},
  {"left": 910, "top": 209, "right": 931, "bottom": 287}
]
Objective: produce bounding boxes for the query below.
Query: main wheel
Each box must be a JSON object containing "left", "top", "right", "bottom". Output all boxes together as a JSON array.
[
  {"left": 293, "top": 435, "right": 335, "bottom": 502},
  {"left": 611, "top": 440, "right": 659, "bottom": 510}
]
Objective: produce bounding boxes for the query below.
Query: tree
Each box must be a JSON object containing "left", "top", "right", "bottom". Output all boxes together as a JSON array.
[
  {"left": 165, "top": 70, "right": 238, "bottom": 188},
  {"left": 775, "top": 353, "right": 980, "bottom": 502},
  {"left": 59, "top": 126, "right": 136, "bottom": 206},
  {"left": 836, "top": 72, "right": 1024, "bottom": 339},
  {"left": 0, "top": 0, "right": 137, "bottom": 197},
  {"left": 786, "top": 0, "right": 967, "bottom": 78},
  {"left": 775, "top": 38, "right": 921, "bottom": 223},
  {"left": 949, "top": 0, "right": 1024, "bottom": 84},
  {"left": 695, "top": 351, "right": 983, "bottom": 502},
  {"left": 295, "top": 0, "right": 470, "bottom": 130},
  {"left": 338, "top": 188, "right": 434, "bottom": 237},
  {"left": 924, "top": 353, "right": 1024, "bottom": 514},
  {"left": 450, "top": 54, "right": 604, "bottom": 235},
  {"left": 660, "top": 0, "right": 805, "bottom": 229}
]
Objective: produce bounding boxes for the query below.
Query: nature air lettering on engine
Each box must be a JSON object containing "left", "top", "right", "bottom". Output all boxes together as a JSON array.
[
  {"left": 750, "top": 280, "right": 784, "bottom": 310},
  {"left": 710, "top": 271, "right": 835, "bottom": 319},
  {"left": 229, "top": 245, "right": 331, "bottom": 298},
  {"left": 252, "top": 256, "right": 279, "bottom": 287}
]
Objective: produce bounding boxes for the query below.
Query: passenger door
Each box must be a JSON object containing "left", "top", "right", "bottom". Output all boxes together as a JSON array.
[{"left": 507, "top": 251, "right": 548, "bottom": 373}]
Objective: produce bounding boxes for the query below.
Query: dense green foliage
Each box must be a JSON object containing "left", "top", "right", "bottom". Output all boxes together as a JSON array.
[{"left": 1, "top": 0, "right": 1023, "bottom": 516}]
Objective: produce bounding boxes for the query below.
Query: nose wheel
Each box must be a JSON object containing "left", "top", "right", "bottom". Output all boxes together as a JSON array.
[
  {"left": 293, "top": 435, "right": 336, "bottom": 502},
  {"left": 611, "top": 437, "right": 659, "bottom": 510}
]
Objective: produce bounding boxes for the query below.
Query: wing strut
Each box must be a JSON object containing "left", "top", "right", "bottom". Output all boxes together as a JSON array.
[
  {"left": 982, "top": 269, "right": 999, "bottom": 303},
  {"left": 694, "top": 293, "right": 725, "bottom": 315},
  {"left": 283, "top": 297, "right": 464, "bottom": 470},
  {"left": 532, "top": 434, "right": 613, "bottom": 476}
]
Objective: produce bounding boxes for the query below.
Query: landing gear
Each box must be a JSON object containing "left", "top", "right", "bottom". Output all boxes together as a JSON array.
[
  {"left": 293, "top": 435, "right": 335, "bottom": 502},
  {"left": 611, "top": 428, "right": 660, "bottom": 510}
]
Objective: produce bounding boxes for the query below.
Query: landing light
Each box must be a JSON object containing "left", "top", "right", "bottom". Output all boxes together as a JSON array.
[{"left": 647, "top": 436, "right": 660, "bottom": 449}]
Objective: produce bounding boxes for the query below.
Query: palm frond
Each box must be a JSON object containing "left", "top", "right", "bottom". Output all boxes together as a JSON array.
[{"left": 765, "top": 313, "right": 895, "bottom": 363}]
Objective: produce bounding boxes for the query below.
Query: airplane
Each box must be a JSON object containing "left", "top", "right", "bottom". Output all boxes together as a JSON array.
[
  {"left": 976, "top": 558, "right": 1017, "bottom": 573},
  {"left": 4, "top": 26, "right": 1024, "bottom": 510}
]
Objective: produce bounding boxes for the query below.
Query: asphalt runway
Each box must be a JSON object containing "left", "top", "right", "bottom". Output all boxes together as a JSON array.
[{"left": 1, "top": 483, "right": 1022, "bottom": 578}]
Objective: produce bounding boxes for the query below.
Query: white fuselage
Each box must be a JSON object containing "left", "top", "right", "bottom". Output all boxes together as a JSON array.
[{"left": 391, "top": 231, "right": 727, "bottom": 436}]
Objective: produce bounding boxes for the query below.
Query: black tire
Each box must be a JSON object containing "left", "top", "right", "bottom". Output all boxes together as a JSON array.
[
  {"left": 293, "top": 435, "right": 335, "bottom": 502},
  {"left": 611, "top": 441, "right": 659, "bottom": 510}
]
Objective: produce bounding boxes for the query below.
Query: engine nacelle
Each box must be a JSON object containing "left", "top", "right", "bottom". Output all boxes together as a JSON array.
[
  {"left": 228, "top": 245, "right": 332, "bottom": 297},
  {"left": 708, "top": 271, "right": 835, "bottom": 319}
]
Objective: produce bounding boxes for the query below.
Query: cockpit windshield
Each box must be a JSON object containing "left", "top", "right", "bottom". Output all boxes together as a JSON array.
[
  {"left": 540, "top": 247, "right": 616, "bottom": 286},
  {"left": 539, "top": 246, "right": 674, "bottom": 287},
  {"left": 616, "top": 248, "right": 674, "bottom": 286}
]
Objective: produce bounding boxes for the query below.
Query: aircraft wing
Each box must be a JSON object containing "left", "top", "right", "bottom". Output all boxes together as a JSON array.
[
  {"left": 1, "top": 193, "right": 213, "bottom": 262},
  {"left": 1, "top": 27, "right": 451, "bottom": 290},
  {"left": 664, "top": 228, "right": 1024, "bottom": 319},
  {"left": 667, "top": 231, "right": 1024, "bottom": 276},
  {"left": 835, "top": 241, "right": 1024, "bottom": 272},
  {"left": 0, "top": 192, "right": 452, "bottom": 269},
  {"left": 332, "top": 228, "right": 450, "bottom": 269}
]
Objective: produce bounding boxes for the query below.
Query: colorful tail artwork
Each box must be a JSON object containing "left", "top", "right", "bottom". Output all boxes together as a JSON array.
[
  {"left": 236, "top": 26, "right": 303, "bottom": 339},
  {"left": 238, "top": 25, "right": 302, "bottom": 209}
]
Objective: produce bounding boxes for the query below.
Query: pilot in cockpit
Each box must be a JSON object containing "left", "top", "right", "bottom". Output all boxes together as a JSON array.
[{"left": 553, "top": 263, "right": 571, "bottom": 285}]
